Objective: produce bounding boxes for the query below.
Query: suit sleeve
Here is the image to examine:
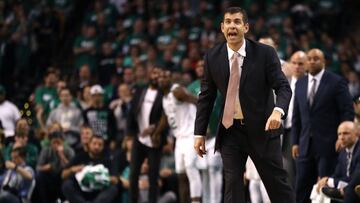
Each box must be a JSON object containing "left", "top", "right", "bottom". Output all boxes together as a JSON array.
[
  {"left": 331, "top": 153, "right": 344, "bottom": 186},
  {"left": 291, "top": 88, "right": 301, "bottom": 146},
  {"left": 265, "top": 46, "right": 292, "bottom": 119},
  {"left": 335, "top": 78, "right": 355, "bottom": 121},
  {"left": 194, "top": 52, "right": 217, "bottom": 136}
]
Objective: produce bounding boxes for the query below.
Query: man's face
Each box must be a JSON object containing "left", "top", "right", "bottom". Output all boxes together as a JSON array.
[
  {"left": 195, "top": 60, "right": 204, "bottom": 78},
  {"left": 221, "top": 12, "right": 249, "bottom": 45},
  {"left": 11, "top": 151, "right": 23, "bottom": 165},
  {"left": 80, "top": 128, "right": 93, "bottom": 145},
  {"left": 158, "top": 71, "right": 171, "bottom": 90},
  {"left": 307, "top": 49, "right": 325, "bottom": 75},
  {"left": 149, "top": 68, "right": 161, "bottom": 87},
  {"left": 338, "top": 123, "right": 357, "bottom": 148},
  {"left": 51, "top": 138, "right": 63, "bottom": 150},
  {"left": 91, "top": 93, "right": 103, "bottom": 105},
  {"left": 60, "top": 90, "right": 72, "bottom": 105},
  {"left": 46, "top": 73, "right": 58, "bottom": 87},
  {"left": 88, "top": 137, "right": 104, "bottom": 157},
  {"left": 290, "top": 54, "right": 307, "bottom": 78},
  {"left": 118, "top": 84, "right": 130, "bottom": 99}
]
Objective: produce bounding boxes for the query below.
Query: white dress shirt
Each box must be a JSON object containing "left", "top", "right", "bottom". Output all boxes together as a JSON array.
[{"left": 307, "top": 68, "right": 325, "bottom": 99}]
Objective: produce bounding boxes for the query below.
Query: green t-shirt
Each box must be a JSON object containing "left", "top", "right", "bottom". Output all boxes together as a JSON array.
[
  {"left": 73, "top": 36, "right": 99, "bottom": 71},
  {"left": 3, "top": 143, "right": 39, "bottom": 169},
  {"left": 35, "top": 86, "right": 58, "bottom": 116}
]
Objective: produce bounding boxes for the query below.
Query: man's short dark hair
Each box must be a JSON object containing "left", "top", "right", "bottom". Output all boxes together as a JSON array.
[
  {"left": 12, "top": 147, "right": 27, "bottom": 159},
  {"left": 223, "top": 7, "right": 248, "bottom": 24},
  {"left": 89, "top": 134, "right": 104, "bottom": 143}
]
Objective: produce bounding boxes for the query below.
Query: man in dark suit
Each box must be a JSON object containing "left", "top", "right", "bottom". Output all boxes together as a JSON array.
[
  {"left": 317, "top": 121, "right": 360, "bottom": 192},
  {"left": 127, "top": 68, "right": 167, "bottom": 203},
  {"left": 194, "top": 7, "right": 295, "bottom": 203},
  {"left": 291, "top": 49, "right": 355, "bottom": 203}
]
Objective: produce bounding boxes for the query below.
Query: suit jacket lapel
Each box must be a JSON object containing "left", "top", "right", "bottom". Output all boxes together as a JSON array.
[
  {"left": 219, "top": 44, "right": 229, "bottom": 90},
  {"left": 135, "top": 87, "right": 147, "bottom": 115},
  {"left": 311, "top": 71, "right": 328, "bottom": 110},
  {"left": 300, "top": 77, "right": 310, "bottom": 112},
  {"left": 240, "top": 39, "right": 253, "bottom": 89}
]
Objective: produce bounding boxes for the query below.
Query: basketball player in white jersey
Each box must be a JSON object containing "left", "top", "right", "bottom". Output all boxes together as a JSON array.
[{"left": 158, "top": 70, "right": 202, "bottom": 203}]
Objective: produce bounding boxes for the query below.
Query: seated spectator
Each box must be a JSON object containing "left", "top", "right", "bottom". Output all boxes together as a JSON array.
[
  {"left": 3, "top": 119, "right": 38, "bottom": 169},
  {"left": 322, "top": 172, "right": 360, "bottom": 203},
  {"left": 312, "top": 121, "right": 360, "bottom": 201},
  {"left": 35, "top": 131, "right": 75, "bottom": 203},
  {"left": 0, "top": 147, "right": 35, "bottom": 203},
  {"left": 74, "top": 125, "right": 94, "bottom": 154},
  {"left": 61, "top": 135, "right": 122, "bottom": 203}
]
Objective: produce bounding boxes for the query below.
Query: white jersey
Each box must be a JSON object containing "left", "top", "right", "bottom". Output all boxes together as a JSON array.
[{"left": 162, "top": 84, "right": 196, "bottom": 139}]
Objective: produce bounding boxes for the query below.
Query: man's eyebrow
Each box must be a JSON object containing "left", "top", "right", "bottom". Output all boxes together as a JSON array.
[{"left": 224, "top": 18, "right": 242, "bottom": 20}]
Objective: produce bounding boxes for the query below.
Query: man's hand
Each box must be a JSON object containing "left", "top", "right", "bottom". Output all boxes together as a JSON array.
[
  {"left": 42, "top": 163, "right": 52, "bottom": 171},
  {"left": 140, "top": 125, "right": 155, "bottom": 137},
  {"left": 335, "top": 139, "right": 344, "bottom": 152},
  {"left": 56, "top": 145, "right": 64, "bottom": 154},
  {"left": 5, "top": 161, "right": 16, "bottom": 170},
  {"left": 194, "top": 136, "right": 207, "bottom": 158},
  {"left": 316, "top": 177, "right": 329, "bottom": 193},
  {"left": 265, "top": 110, "right": 282, "bottom": 131},
  {"left": 292, "top": 145, "right": 299, "bottom": 159},
  {"left": 71, "top": 165, "right": 84, "bottom": 173}
]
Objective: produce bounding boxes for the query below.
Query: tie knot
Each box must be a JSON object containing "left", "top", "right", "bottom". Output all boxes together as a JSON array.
[
  {"left": 347, "top": 151, "right": 352, "bottom": 158},
  {"left": 232, "top": 52, "right": 239, "bottom": 59},
  {"left": 312, "top": 78, "right": 317, "bottom": 83}
]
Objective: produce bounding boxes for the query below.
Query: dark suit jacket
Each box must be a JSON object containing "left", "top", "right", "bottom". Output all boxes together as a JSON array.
[
  {"left": 126, "top": 86, "right": 166, "bottom": 147},
  {"left": 291, "top": 71, "right": 355, "bottom": 157},
  {"left": 332, "top": 140, "right": 360, "bottom": 186},
  {"left": 195, "top": 38, "right": 292, "bottom": 154}
]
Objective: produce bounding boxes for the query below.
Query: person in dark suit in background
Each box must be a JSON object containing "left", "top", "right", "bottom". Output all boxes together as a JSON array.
[
  {"left": 317, "top": 121, "right": 360, "bottom": 195},
  {"left": 126, "top": 68, "right": 167, "bottom": 203},
  {"left": 194, "top": 7, "right": 295, "bottom": 203},
  {"left": 291, "top": 48, "right": 355, "bottom": 203},
  {"left": 283, "top": 51, "right": 307, "bottom": 188}
]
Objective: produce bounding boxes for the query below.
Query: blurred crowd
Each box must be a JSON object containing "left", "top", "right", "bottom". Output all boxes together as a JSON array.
[{"left": 0, "top": 0, "right": 360, "bottom": 203}]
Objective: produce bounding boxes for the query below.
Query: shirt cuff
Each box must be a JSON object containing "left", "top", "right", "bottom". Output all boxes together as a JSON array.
[
  {"left": 194, "top": 135, "right": 205, "bottom": 138},
  {"left": 274, "top": 107, "right": 285, "bottom": 116},
  {"left": 327, "top": 178, "right": 335, "bottom": 188}
]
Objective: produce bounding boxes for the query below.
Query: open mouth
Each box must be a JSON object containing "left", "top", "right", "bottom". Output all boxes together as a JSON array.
[{"left": 228, "top": 32, "right": 238, "bottom": 39}]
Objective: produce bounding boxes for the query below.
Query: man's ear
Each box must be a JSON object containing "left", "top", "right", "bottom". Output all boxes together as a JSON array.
[{"left": 243, "top": 23, "right": 249, "bottom": 34}]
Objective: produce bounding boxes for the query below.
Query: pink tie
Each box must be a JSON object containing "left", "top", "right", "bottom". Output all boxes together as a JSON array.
[{"left": 222, "top": 52, "right": 241, "bottom": 129}]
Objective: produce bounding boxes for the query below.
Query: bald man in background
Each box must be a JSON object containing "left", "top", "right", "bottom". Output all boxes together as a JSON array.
[
  {"left": 291, "top": 49, "right": 355, "bottom": 203},
  {"left": 258, "top": 37, "right": 292, "bottom": 77},
  {"left": 282, "top": 51, "right": 307, "bottom": 188}
]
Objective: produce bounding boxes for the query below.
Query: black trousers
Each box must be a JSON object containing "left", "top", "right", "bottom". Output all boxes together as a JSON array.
[
  {"left": 220, "top": 121, "right": 295, "bottom": 203},
  {"left": 344, "top": 172, "right": 360, "bottom": 203},
  {"left": 62, "top": 178, "right": 119, "bottom": 203},
  {"left": 129, "top": 139, "right": 161, "bottom": 203},
  {"left": 282, "top": 128, "right": 296, "bottom": 189},
  {"left": 295, "top": 138, "right": 337, "bottom": 203}
]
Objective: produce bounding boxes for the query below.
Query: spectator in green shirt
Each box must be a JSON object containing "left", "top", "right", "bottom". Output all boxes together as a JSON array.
[
  {"left": 34, "top": 68, "right": 59, "bottom": 131},
  {"left": 3, "top": 119, "right": 38, "bottom": 169}
]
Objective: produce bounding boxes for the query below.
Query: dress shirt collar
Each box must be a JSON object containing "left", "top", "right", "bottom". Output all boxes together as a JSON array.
[
  {"left": 226, "top": 39, "right": 246, "bottom": 61},
  {"left": 346, "top": 140, "right": 357, "bottom": 155},
  {"left": 308, "top": 68, "right": 325, "bottom": 83}
]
